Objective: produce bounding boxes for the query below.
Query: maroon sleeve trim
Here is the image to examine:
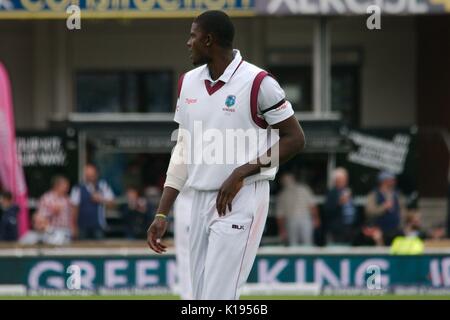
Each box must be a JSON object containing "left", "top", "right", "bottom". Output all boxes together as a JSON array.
[
  {"left": 177, "top": 73, "right": 186, "bottom": 98},
  {"left": 250, "top": 71, "right": 270, "bottom": 129}
]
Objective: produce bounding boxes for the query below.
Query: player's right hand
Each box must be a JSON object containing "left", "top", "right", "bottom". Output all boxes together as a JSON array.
[{"left": 147, "top": 217, "right": 168, "bottom": 254}]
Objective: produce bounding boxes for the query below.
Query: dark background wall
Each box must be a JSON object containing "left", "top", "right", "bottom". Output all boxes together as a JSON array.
[{"left": 417, "top": 16, "right": 450, "bottom": 197}]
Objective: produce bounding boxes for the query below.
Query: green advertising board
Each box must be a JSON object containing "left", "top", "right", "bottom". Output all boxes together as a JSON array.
[{"left": 1, "top": 251, "right": 449, "bottom": 292}]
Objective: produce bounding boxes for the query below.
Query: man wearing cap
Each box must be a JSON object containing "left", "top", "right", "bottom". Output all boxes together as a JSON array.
[{"left": 365, "top": 171, "right": 406, "bottom": 245}]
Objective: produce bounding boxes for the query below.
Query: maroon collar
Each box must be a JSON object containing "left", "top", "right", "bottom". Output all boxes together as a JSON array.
[
  {"left": 204, "top": 60, "right": 243, "bottom": 96},
  {"left": 204, "top": 80, "right": 225, "bottom": 96}
]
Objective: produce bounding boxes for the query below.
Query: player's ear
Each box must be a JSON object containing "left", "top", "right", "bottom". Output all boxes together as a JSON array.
[{"left": 205, "top": 33, "right": 213, "bottom": 47}]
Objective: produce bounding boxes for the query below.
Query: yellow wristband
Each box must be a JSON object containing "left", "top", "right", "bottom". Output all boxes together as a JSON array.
[{"left": 155, "top": 213, "right": 167, "bottom": 219}]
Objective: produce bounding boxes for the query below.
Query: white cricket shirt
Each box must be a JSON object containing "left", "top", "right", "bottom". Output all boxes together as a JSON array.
[{"left": 174, "top": 50, "right": 294, "bottom": 191}]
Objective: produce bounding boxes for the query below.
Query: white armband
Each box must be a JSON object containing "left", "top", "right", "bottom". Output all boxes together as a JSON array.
[{"left": 164, "top": 140, "right": 188, "bottom": 191}]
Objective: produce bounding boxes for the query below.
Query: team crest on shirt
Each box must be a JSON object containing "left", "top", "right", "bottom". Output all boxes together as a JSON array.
[
  {"left": 225, "top": 95, "right": 236, "bottom": 108},
  {"left": 223, "top": 95, "right": 237, "bottom": 114}
]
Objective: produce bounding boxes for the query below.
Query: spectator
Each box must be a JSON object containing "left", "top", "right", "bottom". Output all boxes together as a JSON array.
[
  {"left": 402, "top": 210, "right": 427, "bottom": 240},
  {"left": 20, "top": 176, "right": 73, "bottom": 245},
  {"left": 352, "top": 219, "right": 384, "bottom": 247},
  {"left": 40, "top": 176, "right": 72, "bottom": 241},
  {"left": 429, "top": 222, "right": 446, "bottom": 241},
  {"left": 70, "top": 164, "right": 115, "bottom": 240},
  {"left": 324, "top": 168, "right": 357, "bottom": 244},
  {"left": 19, "top": 213, "right": 50, "bottom": 245},
  {"left": 390, "top": 212, "right": 425, "bottom": 255},
  {"left": 390, "top": 234, "right": 424, "bottom": 255},
  {"left": 20, "top": 214, "right": 69, "bottom": 246},
  {"left": 0, "top": 191, "right": 19, "bottom": 241},
  {"left": 276, "top": 173, "right": 319, "bottom": 246},
  {"left": 389, "top": 210, "right": 426, "bottom": 255},
  {"left": 120, "top": 187, "right": 148, "bottom": 239},
  {"left": 365, "top": 171, "right": 405, "bottom": 245}
]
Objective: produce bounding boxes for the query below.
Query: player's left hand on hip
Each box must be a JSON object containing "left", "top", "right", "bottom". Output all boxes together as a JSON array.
[{"left": 216, "top": 171, "right": 244, "bottom": 217}]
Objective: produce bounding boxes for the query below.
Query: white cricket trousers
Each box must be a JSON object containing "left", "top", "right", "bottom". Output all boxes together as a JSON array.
[
  {"left": 174, "top": 188, "right": 194, "bottom": 300},
  {"left": 189, "top": 180, "right": 270, "bottom": 300}
]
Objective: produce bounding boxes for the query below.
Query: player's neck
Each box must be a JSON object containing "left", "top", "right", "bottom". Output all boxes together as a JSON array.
[{"left": 207, "top": 49, "right": 234, "bottom": 81}]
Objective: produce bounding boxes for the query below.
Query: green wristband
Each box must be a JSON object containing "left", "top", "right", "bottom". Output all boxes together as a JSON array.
[{"left": 155, "top": 213, "right": 167, "bottom": 219}]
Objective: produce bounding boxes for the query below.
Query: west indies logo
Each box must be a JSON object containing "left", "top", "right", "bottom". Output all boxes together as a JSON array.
[
  {"left": 225, "top": 95, "right": 236, "bottom": 108},
  {"left": 223, "top": 95, "right": 236, "bottom": 113}
]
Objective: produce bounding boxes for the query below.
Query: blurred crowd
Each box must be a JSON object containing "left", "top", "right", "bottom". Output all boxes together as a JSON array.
[
  {"left": 0, "top": 163, "right": 158, "bottom": 245},
  {"left": 275, "top": 169, "right": 448, "bottom": 249},
  {"left": 0, "top": 164, "right": 448, "bottom": 248}
]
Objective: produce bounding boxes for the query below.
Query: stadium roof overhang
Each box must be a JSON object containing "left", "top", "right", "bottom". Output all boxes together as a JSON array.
[{"left": 53, "top": 113, "right": 350, "bottom": 154}]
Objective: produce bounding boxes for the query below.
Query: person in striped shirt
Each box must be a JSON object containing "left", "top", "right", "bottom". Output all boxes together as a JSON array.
[
  {"left": 20, "top": 176, "right": 72, "bottom": 245},
  {"left": 38, "top": 176, "right": 72, "bottom": 233}
]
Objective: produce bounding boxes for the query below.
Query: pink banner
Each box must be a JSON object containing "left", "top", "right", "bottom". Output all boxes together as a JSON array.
[{"left": 0, "top": 62, "right": 29, "bottom": 236}]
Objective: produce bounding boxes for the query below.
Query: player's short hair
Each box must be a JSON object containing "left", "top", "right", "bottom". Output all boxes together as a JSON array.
[{"left": 194, "top": 10, "right": 235, "bottom": 49}]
